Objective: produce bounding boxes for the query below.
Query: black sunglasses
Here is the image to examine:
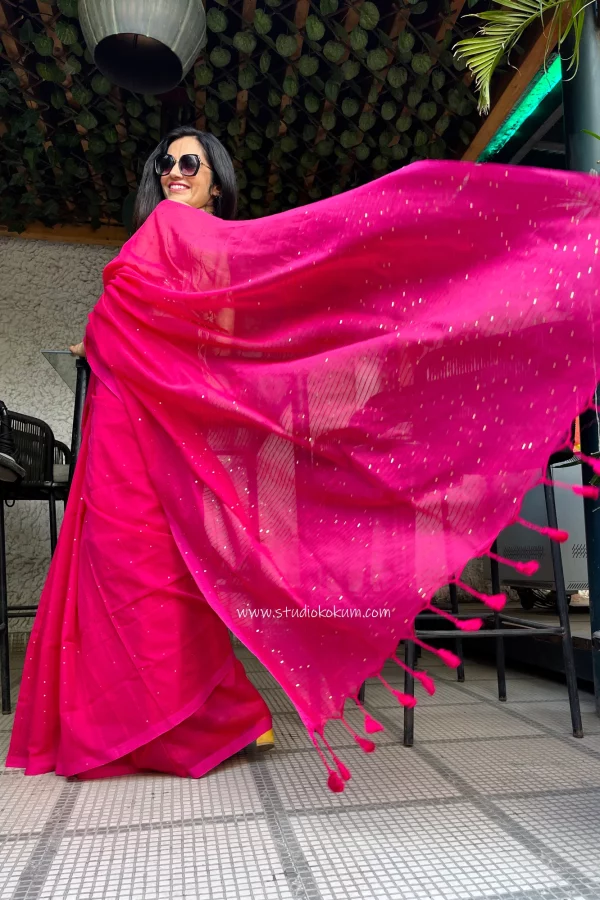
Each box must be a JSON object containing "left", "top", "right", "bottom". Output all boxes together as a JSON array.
[{"left": 155, "top": 153, "right": 213, "bottom": 178}]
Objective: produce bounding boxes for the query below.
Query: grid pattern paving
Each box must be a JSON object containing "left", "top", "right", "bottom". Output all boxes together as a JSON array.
[{"left": 2, "top": 647, "right": 600, "bottom": 900}]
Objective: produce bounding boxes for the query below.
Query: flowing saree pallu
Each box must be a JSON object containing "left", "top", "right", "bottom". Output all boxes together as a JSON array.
[{"left": 8, "top": 160, "right": 600, "bottom": 788}]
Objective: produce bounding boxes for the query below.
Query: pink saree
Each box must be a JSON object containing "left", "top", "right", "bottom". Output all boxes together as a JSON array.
[{"left": 8, "top": 160, "right": 600, "bottom": 788}]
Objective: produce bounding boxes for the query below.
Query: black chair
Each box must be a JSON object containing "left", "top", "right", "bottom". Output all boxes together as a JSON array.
[{"left": 0, "top": 410, "right": 71, "bottom": 714}]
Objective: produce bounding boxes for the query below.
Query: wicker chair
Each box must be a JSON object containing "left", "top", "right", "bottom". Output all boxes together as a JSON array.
[{"left": 0, "top": 410, "right": 71, "bottom": 714}]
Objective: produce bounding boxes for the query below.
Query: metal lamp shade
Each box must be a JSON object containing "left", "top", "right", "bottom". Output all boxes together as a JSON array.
[{"left": 79, "top": 0, "right": 206, "bottom": 95}]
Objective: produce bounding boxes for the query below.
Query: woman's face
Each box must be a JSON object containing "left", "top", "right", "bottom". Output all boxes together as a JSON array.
[{"left": 160, "top": 136, "right": 219, "bottom": 212}]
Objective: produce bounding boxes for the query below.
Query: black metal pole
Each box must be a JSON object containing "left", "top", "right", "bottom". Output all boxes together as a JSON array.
[
  {"left": 448, "top": 582, "right": 465, "bottom": 683},
  {"left": 562, "top": 2, "right": 600, "bottom": 713},
  {"left": 489, "top": 543, "right": 507, "bottom": 701},
  {"left": 68, "top": 359, "right": 90, "bottom": 489}
]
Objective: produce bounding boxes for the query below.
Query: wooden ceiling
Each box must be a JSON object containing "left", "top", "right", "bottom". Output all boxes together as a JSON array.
[{"left": 0, "top": 0, "right": 544, "bottom": 236}]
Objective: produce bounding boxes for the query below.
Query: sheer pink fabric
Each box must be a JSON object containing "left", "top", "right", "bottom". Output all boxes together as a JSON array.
[{"left": 8, "top": 160, "right": 600, "bottom": 785}]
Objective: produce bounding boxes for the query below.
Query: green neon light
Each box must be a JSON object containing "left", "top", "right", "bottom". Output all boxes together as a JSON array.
[{"left": 478, "top": 55, "right": 562, "bottom": 161}]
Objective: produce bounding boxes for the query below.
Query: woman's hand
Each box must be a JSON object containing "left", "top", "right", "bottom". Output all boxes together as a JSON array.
[{"left": 69, "top": 341, "right": 86, "bottom": 358}]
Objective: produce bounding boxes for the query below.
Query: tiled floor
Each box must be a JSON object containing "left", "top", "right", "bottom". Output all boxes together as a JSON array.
[{"left": 2, "top": 647, "right": 600, "bottom": 900}]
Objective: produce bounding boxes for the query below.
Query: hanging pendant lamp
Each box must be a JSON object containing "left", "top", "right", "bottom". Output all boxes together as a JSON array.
[{"left": 78, "top": 0, "right": 207, "bottom": 95}]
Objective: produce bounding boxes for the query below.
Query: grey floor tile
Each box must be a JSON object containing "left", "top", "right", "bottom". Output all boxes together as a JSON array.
[
  {"left": 361, "top": 679, "right": 482, "bottom": 710},
  {"left": 265, "top": 744, "right": 460, "bottom": 812},
  {"left": 288, "top": 804, "right": 568, "bottom": 900},
  {"left": 0, "top": 774, "right": 64, "bottom": 837},
  {"left": 463, "top": 678, "right": 580, "bottom": 703},
  {"left": 495, "top": 791, "right": 600, "bottom": 883},
  {"left": 507, "top": 700, "right": 600, "bottom": 736},
  {"left": 38, "top": 819, "right": 293, "bottom": 900},
  {"left": 0, "top": 839, "right": 40, "bottom": 898},
  {"left": 69, "top": 758, "right": 264, "bottom": 831},
  {"left": 410, "top": 703, "right": 544, "bottom": 742},
  {"left": 427, "top": 735, "right": 600, "bottom": 794}
]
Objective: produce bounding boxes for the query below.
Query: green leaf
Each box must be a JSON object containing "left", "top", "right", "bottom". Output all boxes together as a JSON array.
[
  {"left": 411, "top": 2, "right": 428, "bottom": 14},
  {"left": 342, "top": 59, "right": 360, "bottom": 80},
  {"left": 128, "top": 119, "right": 145, "bottom": 137},
  {"left": 583, "top": 129, "right": 600, "bottom": 141},
  {"left": 298, "top": 55, "right": 320, "bottom": 77},
  {"left": 211, "top": 47, "right": 231, "bottom": 67},
  {"left": 387, "top": 66, "right": 408, "bottom": 89},
  {"left": 355, "top": 142, "right": 370, "bottom": 161},
  {"left": 205, "top": 97, "right": 219, "bottom": 119},
  {"left": 283, "top": 73, "right": 299, "bottom": 96},
  {"left": 70, "top": 41, "right": 84, "bottom": 56},
  {"left": 325, "top": 80, "right": 340, "bottom": 102},
  {"left": 88, "top": 136, "right": 106, "bottom": 153},
  {"left": 36, "top": 62, "right": 65, "bottom": 83},
  {"left": 306, "top": 15, "right": 326, "bottom": 41},
  {"left": 266, "top": 120, "right": 279, "bottom": 139},
  {"left": 219, "top": 81, "right": 238, "bottom": 102},
  {"left": 281, "top": 134, "right": 298, "bottom": 152},
  {"left": 246, "top": 132, "right": 263, "bottom": 151},
  {"left": 360, "top": 2, "right": 380, "bottom": 30},
  {"left": 125, "top": 99, "right": 142, "bottom": 119},
  {"left": 435, "top": 114, "right": 451, "bottom": 135},
  {"left": 76, "top": 109, "right": 98, "bottom": 130},
  {"left": 407, "top": 87, "right": 422, "bottom": 108},
  {"left": 55, "top": 21, "right": 79, "bottom": 44},
  {"left": 414, "top": 129, "right": 428, "bottom": 147},
  {"left": 340, "top": 129, "right": 359, "bottom": 148},
  {"left": 341, "top": 97, "right": 360, "bottom": 117},
  {"left": 350, "top": 26, "right": 368, "bottom": 51},
  {"left": 34, "top": 34, "right": 54, "bottom": 57},
  {"left": 227, "top": 117, "right": 241, "bottom": 136},
  {"left": 207, "top": 9, "right": 228, "bottom": 33},
  {"left": 367, "top": 84, "right": 379, "bottom": 104},
  {"left": 64, "top": 55, "right": 81, "bottom": 75},
  {"left": 320, "top": 0, "right": 339, "bottom": 13},
  {"left": 19, "top": 20, "right": 36, "bottom": 43},
  {"left": 316, "top": 138, "right": 334, "bottom": 156},
  {"left": 373, "top": 155, "right": 388, "bottom": 171},
  {"left": 276, "top": 34, "right": 297, "bottom": 57},
  {"left": 103, "top": 103, "right": 121, "bottom": 124},
  {"left": 321, "top": 109, "right": 336, "bottom": 130},
  {"left": 50, "top": 89, "right": 67, "bottom": 109},
  {"left": 260, "top": 50, "right": 272, "bottom": 73},
  {"left": 398, "top": 32, "right": 415, "bottom": 52},
  {"left": 92, "top": 74, "right": 112, "bottom": 95},
  {"left": 195, "top": 64, "right": 213, "bottom": 86},
  {"left": 411, "top": 53, "right": 432, "bottom": 74},
  {"left": 367, "top": 48, "right": 388, "bottom": 71},
  {"left": 418, "top": 101, "right": 437, "bottom": 121},
  {"left": 147, "top": 112, "right": 161, "bottom": 130},
  {"left": 303, "top": 123, "right": 317, "bottom": 141},
  {"left": 58, "top": 0, "right": 78, "bottom": 17},
  {"left": 304, "top": 92, "right": 320, "bottom": 113},
  {"left": 396, "top": 114, "right": 412, "bottom": 132},
  {"left": 358, "top": 111, "right": 376, "bottom": 131},
  {"left": 381, "top": 100, "right": 397, "bottom": 121},
  {"left": 267, "top": 87, "right": 281, "bottom": 106},
  {"left": 254, "top": 10, "right": 273, "bottom": 34},
  {"left": 283, "top": 105, "right": 297, "bottom": 124},
  {"left": 233, "top": 31, "right": 257, "bottom": 54},
  {"left": 71, "top": 84, "right": 92, "bottom": 106},
  {"left": 144, "top": 94, "right": 159, "bottom": 107},
  {"left": 238, "top": 65, "right": 257, "bottom": 90},
  {"left": 432, "top": 69, "right": 446, "bottom": 91},
  {"left": 323, "top": 41, "right": 345, "bottom": 63}
]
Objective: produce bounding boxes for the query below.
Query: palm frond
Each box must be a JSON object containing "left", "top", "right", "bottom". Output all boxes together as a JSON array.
[{"left": 454, "top": 0, "right": 587, "bottom": 114}]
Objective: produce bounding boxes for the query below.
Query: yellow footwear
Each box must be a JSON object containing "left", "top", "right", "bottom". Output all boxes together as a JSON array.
[{"left": 246, "top": 728, "right": 275, "bottom": 753}]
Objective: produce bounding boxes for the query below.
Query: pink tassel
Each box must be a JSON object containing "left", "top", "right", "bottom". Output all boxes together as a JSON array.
[
  {"left": 542, "top": 477, "right": 599, "bottom": 500},
  {"left": 392, "top": 657, "right": 437, "bottom": 696},
  {"left": 517, "top": 518, "right": 569, "bottom": 543},
  {"left": 341, "top": 717, "right": 377, "bottom": 753},
  {"left": 575, "top": 452, "right": 600, "bottom": 475},
  {"left": 413, "top": 638, "right": 461, "bottom": 669},
  {"left": 320, "top": 732, "right": 353, "bottom": 783},
  {"left": 334, "top": 757, "right": 352, "bottom": 781},
  {"left": 487, "top": 550, "right": 539, "bottom": 577},
  {"left": 430, "top": 606, "right": 483, "bottom": 631},
  {"left": 436, "top": 648, "right": 462, "bottom": 669},
  {"left": 453, "top": 580, "right": 506, "bottom": 611},
  {"left": 573, "top": 484, "right": 600, "bottom": 499},
  {"left": 377, "top": 674, "right": 418, "bottom": 708},
  {"left": 364, "top": 714, "right": 384, "bottom": 733},
  {"left": 328, "top": 771, "right": 345, "bottom": 792}
]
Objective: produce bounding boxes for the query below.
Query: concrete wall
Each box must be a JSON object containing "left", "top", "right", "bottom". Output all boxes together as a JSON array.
[{"left": 0, "top": 237, "right": 117, "bottom": 646}]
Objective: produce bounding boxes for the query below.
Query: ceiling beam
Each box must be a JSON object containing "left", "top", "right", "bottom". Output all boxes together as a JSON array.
[{"left": 462, "top": 23, "right": 558, "bottom": 162}]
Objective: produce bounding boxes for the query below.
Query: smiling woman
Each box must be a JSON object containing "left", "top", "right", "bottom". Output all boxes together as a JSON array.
[{"left": 133, "top": 126, "right": 238, "bottom": 229}]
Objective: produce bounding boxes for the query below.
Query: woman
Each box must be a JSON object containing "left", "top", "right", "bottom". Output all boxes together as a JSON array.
[
  {"left": 8, "top": 127, "right": 600, "bottom": 789},
  {"left": 8, "top": 127, "right": 274, "bottom": 780}
]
